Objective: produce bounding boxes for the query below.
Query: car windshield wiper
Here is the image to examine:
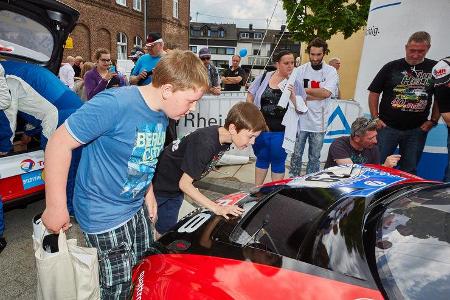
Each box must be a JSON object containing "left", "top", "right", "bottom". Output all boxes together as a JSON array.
[{"left": 243, "top": 215, "right": 280, "bottom": 255}]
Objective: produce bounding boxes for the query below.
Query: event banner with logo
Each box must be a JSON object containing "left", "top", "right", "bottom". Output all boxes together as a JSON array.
[
  {"left": 0, "top": 150, "right": 44, "bottom": 179},
  {"left": 176, "top": 94, "right": 361, "bottom": 162}
]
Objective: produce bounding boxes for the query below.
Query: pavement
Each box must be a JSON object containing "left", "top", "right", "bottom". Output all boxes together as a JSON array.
[{"left": 0, "top": 160, "right": 270, "bottom": 299}]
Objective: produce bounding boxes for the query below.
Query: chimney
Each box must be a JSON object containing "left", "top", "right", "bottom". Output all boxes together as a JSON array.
[
  {"left": 281, "top": 25, "right": 286, "bottom": 32},
  {"left": 249, "top": 24, "right": 253, "bottom": 30}
]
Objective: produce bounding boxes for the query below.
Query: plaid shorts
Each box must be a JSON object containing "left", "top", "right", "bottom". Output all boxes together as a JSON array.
[{"left": 84, "top": 205, "right": 154, "bottom": 300}]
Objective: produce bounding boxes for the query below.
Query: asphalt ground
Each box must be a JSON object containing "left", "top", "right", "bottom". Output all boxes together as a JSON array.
[{"left": 0, "top": 178, "right": 250, "bottom": 299}]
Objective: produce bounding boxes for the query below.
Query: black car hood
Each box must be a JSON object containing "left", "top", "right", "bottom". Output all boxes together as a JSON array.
[{"left": 0, "top": 0, "right": 79, "bottom": 74}]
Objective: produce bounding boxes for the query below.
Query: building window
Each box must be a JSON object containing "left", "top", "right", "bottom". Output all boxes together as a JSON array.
[
  {"left": 116, "top": 0, "right": 126, "bottom": 6},
  {"left": 190, "top": 46, "right": 197, "bottom": 53},
  {"left": 201, "top": 26, "right": 209, "bottom": 37},
  {"left": 240, "top": 32, "right": 249, "bottom": 39},
  {"left": 253, "top": 49, "right": 260, "bottom": 55},
  {"left": 117, "top": 32, "right": 128, "bottom": 60},
  {"left": 132, "top": 0, "right": 141, "bottom": 11},
  {"left": 190, "top": 28, "right": 200, "bottom": 37},
  {"left": 226, "top": 48, "right": 235, "bottom": 55},
  {"left": 173, "top": 0, "right": 179, "bottom": 19},
  {"left": 254, "top": 32, "right": 263, "bottom": 39},
  {"left": 134, "top": 36, "right": 143, "bottom": 48},
  {"left": 210, "top": 30, "right": 218, "bottom": 38},
  {"left": 219, "top": 28, "right": 225, "bottom": 38}
]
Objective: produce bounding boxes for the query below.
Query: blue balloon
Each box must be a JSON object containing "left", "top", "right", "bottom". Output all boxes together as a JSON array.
[{"left": 239, "top": 48, "right": 248, "bottom": 58}]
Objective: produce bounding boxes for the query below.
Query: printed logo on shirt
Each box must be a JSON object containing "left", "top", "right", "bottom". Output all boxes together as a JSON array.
[
  {"left": 121, "top": 122, "right": 166, "bottom": 198},
  {"left": 350, "top": 152, "right": 368, "bottom": 164},
  {"left": 391, "top": 69, "right": 432, "bottom": 112},
  {"left": 201, "top": 147, "right": 229, "bottom": 178}
]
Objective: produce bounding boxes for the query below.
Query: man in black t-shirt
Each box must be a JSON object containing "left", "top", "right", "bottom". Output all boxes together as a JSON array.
[
  {"left": 432, "top": 57, "right": 450, "bottom": 181},
  {"left": 368, "top": 31, "right": 439, "bottom": 174},
  {"left": 221, "top": 55, "right": 246, "bottom": 91},
  {"left": 325, "top": 117, "right": 401, "bottom": 169},
  {"left": 152, "top": 102, "right": 268, "bottom": 234}
]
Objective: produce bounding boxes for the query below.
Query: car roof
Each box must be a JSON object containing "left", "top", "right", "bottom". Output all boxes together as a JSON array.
[
  {"left": 260, "top": 164, "right": 431, "bottom": 199},
  {"left": 0, "top": 0, "right": 79, "bottom": 73}
]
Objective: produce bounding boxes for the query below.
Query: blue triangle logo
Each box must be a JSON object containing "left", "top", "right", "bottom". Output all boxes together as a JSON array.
[{"left": 324, "top": 105, "right": 351, "bottom": 143}]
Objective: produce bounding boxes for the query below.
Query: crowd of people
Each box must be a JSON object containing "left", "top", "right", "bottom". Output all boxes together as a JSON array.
[{"left": 0, "top": 29, "right": 448, "bottom": 299}]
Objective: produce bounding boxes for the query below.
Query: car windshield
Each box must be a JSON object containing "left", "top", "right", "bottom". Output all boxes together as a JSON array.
[
  {"left": 374, "top": 185, "right": 450, "bottom": 300},
  {"left": 0, "top": 10, "right": 54, "bottom": 62},
  {"left": 230, "top": 187, "right": 343, "bottom": 260}
]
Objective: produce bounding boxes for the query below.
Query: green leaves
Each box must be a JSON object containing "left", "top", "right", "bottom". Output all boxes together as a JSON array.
[{"left": 282, "top": 0, "right": 370, "bottom": 44}]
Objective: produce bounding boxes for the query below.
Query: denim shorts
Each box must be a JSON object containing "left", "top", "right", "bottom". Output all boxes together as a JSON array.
[{"left": 252, "top": 131, "right": 287, "bottom": 173}]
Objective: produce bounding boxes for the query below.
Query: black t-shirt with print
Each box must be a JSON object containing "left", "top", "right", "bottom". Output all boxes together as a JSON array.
[
  {"left": 222, "top": 66, "right": 246, "bottom": 91},
  {"left": 324, "top": 136, "right": 380, "bottom": 169},
  {"left": 153, "top": 126, "right": 230, "bottom": 197},
  {"left": 260, "top": 85, "right": 287, "bottom": 132},
  {"left": 368, "top": 58, "right": 436, "bottom": 130}
]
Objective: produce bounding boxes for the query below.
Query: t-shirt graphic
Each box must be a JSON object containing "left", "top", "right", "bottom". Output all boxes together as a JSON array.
[
  {"left": 350, "top": 152, "right": 368, "bottom": 164},
  {"left": 122, "top": 122, "right": 166, "bottom": 197},
  {"left": 201, "top": 148, "right": 228, "bottom": 178},
  {"left": 368, "top": 58, "right": 436, "bottom": 130},
  {"left": 391, "top": 68, "right": 432, "bottom": 112}
]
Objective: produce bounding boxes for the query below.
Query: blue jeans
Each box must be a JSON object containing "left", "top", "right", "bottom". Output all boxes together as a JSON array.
[
  {"left": 290, "top": 131, "right": 325, "bottom": 177},
  {"left": 445, "top": 127, "right": 450, "bottom": 182},
  {"left": 155, "top": 193, "right": 184, "bottom": 234},
  {"left": 0, "top": 197, "right": 4, "bottom": 236},
  {"left": 377, "top": 126, "right": 428, "bottom": 175}
]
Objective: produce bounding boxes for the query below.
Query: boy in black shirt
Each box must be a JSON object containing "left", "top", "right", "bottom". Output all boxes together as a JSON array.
[{"left": 153, "top": 102, "right": 267, "bottom": 234}]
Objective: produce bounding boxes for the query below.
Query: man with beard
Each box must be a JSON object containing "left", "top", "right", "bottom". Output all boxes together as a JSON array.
[
  {"left": 289, "top": 37, "right": 338, "bottom": 176},
  {"left": 324, "top": 117, "right": 401, "bottom": 168},
  {"left": 368, "top": 31, "right": 439, "bottom": 175}
]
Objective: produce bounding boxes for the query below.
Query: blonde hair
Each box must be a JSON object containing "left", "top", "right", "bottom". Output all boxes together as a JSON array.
[
  {"left": 152, "top": 49, "right": 209, "bottom": 92},
  {"left": 81, "top": 62, "right": 95, "bottom": 78}
]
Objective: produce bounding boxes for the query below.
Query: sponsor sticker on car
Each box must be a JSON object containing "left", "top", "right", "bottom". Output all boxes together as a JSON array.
[
  {"left": 289, "top": 165, "right": 406, "bottom": 196},
  {"left": 21, "top": 169, "right": 45, "bottom": 190}
]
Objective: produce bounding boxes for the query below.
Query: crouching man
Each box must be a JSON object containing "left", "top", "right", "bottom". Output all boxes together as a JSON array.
[{"left": 325, "top": 117, "right": 401, "bottom": 168}]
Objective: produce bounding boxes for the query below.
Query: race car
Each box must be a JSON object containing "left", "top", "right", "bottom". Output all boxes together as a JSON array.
[
  {"left": 0, "top": 0, "right": 79, "bottom": 208},
  {"left": 130, "top": 164, "right": 450, "bottom": 299}
]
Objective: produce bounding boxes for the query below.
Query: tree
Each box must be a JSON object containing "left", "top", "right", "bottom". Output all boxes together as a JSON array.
[{"left": 282, "top": 0, "right": 371, "bottom": 43}]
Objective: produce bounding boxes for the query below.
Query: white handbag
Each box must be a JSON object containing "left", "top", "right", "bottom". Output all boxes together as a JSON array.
[{"left": 34, "top": 219, "right": 100, "bottom": 300}]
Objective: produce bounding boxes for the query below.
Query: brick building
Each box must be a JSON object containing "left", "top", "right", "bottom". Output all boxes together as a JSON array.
[{"left": 60, "top": 0, "right": 190, "bottom": 62}]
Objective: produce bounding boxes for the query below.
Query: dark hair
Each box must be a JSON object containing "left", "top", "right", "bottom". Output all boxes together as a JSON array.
[
  {"left": 94, "top": 48, "right": 110, "bottom": 60},
  {"left": 306, "top": 37, "right": 329, "bottom": 55},
  {"left": 224, "top": 102, "right": 268, "bottom": 132},
  {"left": 272, "top": 50, "right": 294, "bottom": 63}
]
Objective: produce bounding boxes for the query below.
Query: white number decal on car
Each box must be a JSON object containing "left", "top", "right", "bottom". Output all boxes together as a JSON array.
[{"left": 178, "top": 213, "right": 211, "bottom": 233}]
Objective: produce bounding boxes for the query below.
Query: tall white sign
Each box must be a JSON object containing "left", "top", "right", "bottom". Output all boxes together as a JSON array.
[{"left": 354, "top": 0, "right": 450, "bottom": 180}]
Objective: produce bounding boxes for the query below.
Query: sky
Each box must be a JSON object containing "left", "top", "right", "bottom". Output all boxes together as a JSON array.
[{"left": 190, "top": 0, "right": 288, "bottom": 30}]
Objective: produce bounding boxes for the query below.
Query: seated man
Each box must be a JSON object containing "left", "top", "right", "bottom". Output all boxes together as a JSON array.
[{"left": 324, "top": 117, "right": 401, "bottom": 168}]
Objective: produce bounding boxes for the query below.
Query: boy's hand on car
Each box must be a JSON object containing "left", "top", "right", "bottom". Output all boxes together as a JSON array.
[
  {"left": 213, "top": 204, "right": 244, "bottom": 220},
  {"left": 41, "top": 206, "right": 71, "bottom": 233}
]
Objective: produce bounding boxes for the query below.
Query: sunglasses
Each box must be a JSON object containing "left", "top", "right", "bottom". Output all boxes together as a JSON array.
[
  {"left": 352, "top": 119, "right": 377, "bottom": 136},
  {"left": 200, "top": 56, "right": 211, "bottom": 60}
]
